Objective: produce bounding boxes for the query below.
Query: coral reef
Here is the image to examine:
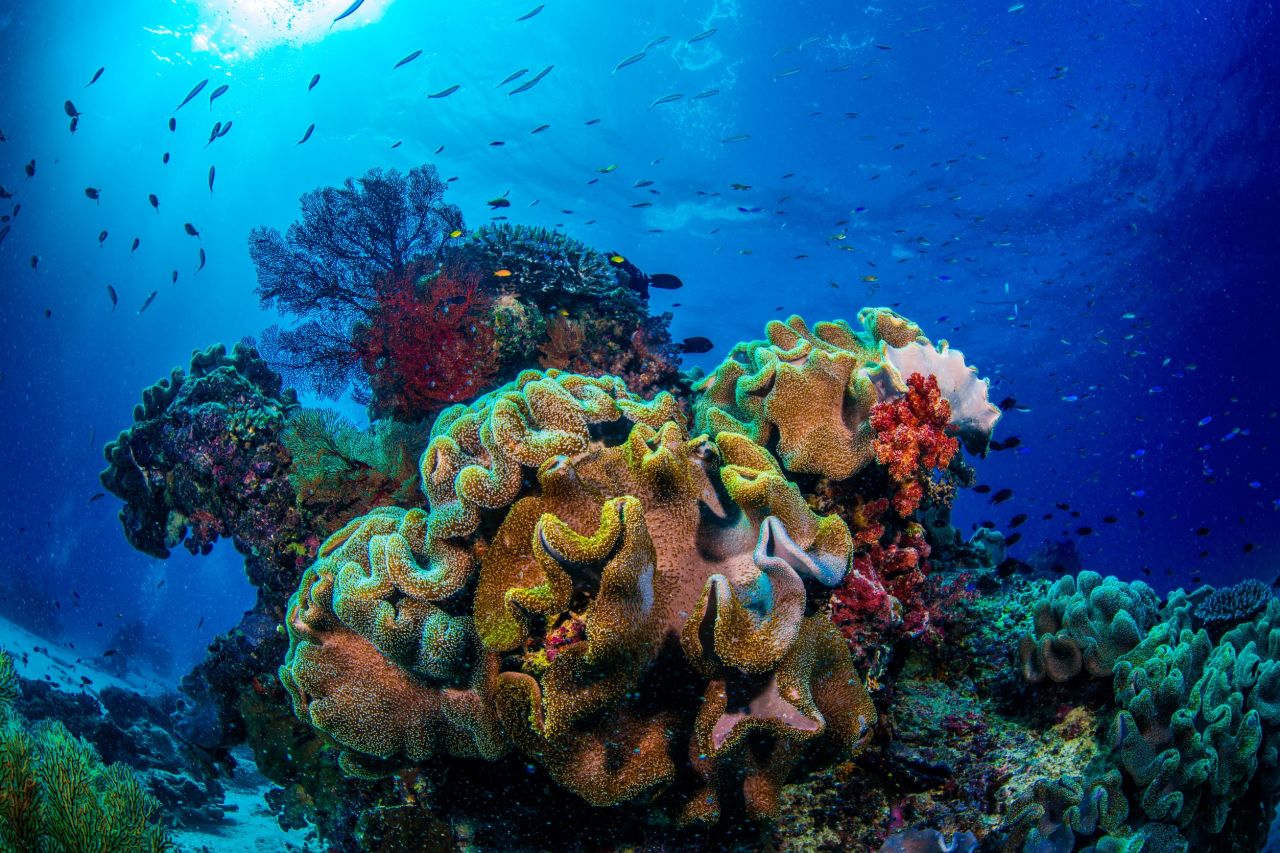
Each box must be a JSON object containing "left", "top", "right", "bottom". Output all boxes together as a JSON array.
[
  {"left": 1194, "top": 578, "right": 1271, "bottom": 633},
  {"left": 279, "top": 367, "right": 876, "bottom": 822},
  {"left": 0, "top": 651, "right": 173, "bottom": 851},
  {"left": 1019, "top": 571, "right": 1163, "bottom": 684},
  {"left": 870, "top": 372, "right": 959, "bottom": 518}
]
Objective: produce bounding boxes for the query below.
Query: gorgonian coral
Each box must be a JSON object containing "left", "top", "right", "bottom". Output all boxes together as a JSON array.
[
  {"left": 280, "top": 368, "right": 876, "bottom": 822},
  {"left": 871, "top": 373, "right": 958, "bottom": 517}
]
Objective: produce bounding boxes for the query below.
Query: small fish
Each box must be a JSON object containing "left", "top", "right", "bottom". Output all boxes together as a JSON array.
[
  {"left": 148, "top": 193, "right": 159, "bottom": 211},
  {"left": 494, "top": 269, "right": 513, "bottom": 277},
  {"left": 687, "top": 28, "right": 717, "bottom": 43},
  {"left": 487, "top": 194, "right": 511, "bottom": 209},
  {"left": 531, "top": 124, "right": 550, "bottom": 134},
  {"left": 98, "top": 230, "right": 108, "bottom": 247},
  {"left": 1076, "top": 527, "right": 1094, "bottom": 536},
  {"left": 197, "top": 247, "right": 206, "bottom": 271},
  {"left": 1103, "top": 516, "right": 1119, "bottom": 524},
  {"left": 209, "top": 83, "right": 229, "bottom": 106},
  {"left": 648, "top": 273, "right": 682, "bottom": 290},
  {"left": 613, "top": 52, "right": 646, "bottom": 73},
  {"left": 197, "top": 615, "right": 205, "bottom": 629},
  {"left": 297, "top": 123, "right": 315, "bottom": 144},
  {"left": 515, "top": 4, "right": 544, "bottom": 21},
  {"left": 693, "top": 88, "right": 719, "bottom": 99},
  {"left": 990, "top": 488, "right": 1013, "bottom": 503},
  {"left": 490, "top": 140, "right": 505, "bottom": 146},
  {"left": 29, "top": 255, "right": 38, "bottom": 269},
  {"left": 679, "top": 336, "right": 714, "bottom": 354},
  {"left": 428, "top": 85, "right": 460, "bottom": 98},
  {"left": 648, "top": 92, "right": 683, "bottom": 108},
  {"left": 64, "top": 100, "right": 80, "bottom": 118},
  {"left": 330, "top": 0, "right": 365, "bottom": 27},
  {"left": 584, "top": 117, "right": 601, "bottom": 125},
  {"left": 25, "top": 159, "right": 35, "bottom": 177},
  {"left": 138, "top": 290, "right": 157, "bottom": 314},
  {"left": 496, "top": 68, "right": 529, "bottom": 88},
  {"left": 597, "top": 163, "right": 619, "bottom": 173},
  {"left": 184, "top": 222, "right": 200, "bottom": 237},
  {"left": 162, "top": 152, "right": 169, "bottom": 163},
  {"left": 174, "top": 78, "right": 209, "bottom": 113},
  {"left": 85, "top": 67, "right": 104, "bottom": 87},
  {"left": 84, "top": 187, "right": 100, "bottom": 201},
  {"left": 773, "top": 67, "right": 801, "bottom": 80},
  {"left": 130, "top": 237, "right": 139, "bottom": 254},
  {"left": 208, "top": 165, "right": 215, "bottom": 193},
  {"left": 206, "top": 121, "right": 223, "bottom": 146},
  {"left": 309, "top": 73, "right": 321, "bottom": 91},
  {"left": 720, "top": 133, "right": 749, "bottom": 143},
  {"left": 1009, "top": 513, "right": 1027, "bottom": 528},
  {"left": 106, "top": 285, "right": 117, "bottom": 312},
  {"left": 168, "top": 117, "right": 176, "bottom": 132},
  {"left": 449, "top": 229, "right": 464, "bottom": 238},
  {"left": 645, "top": 35, "right": 670, "bottom": 49},
  {"left": 394, "top": 49, "right": 423, "bottom": 69},
  {"left": 390, "top": 140, "right": 402, "bottom": 148},
  {"left": 509, "top": 65, "right": 553, "bottom": 95},
  {"left": 171, "top": 270, "right": 179, "bottom": 284}
]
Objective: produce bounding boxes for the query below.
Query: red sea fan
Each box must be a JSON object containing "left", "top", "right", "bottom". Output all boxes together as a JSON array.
[{"left": 870, "top": 372, "right": 958, "bottom": 516}]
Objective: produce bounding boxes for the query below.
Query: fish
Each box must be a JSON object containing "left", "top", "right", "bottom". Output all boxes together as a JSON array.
[
  {"left": 997, "top": 396, "right": 1020, "bottom": 411},
  {"left": 773, "top": 67, "right": 801, "bottom": 79},
  {"left": 597, "top": 163, "right": 619, "bottom": 173},
  {"left": 687, "top": 28, "right": 717, "bottom": 43},
  {"left": 613, "top": 52, "right": 647, "bottom": 73},
  {"left": 679, "top": 336, "right": 714, "bottom": 354},
  {"left": 197, "top": 247, "right": 206, "bottom": 272},
  {"left": 645, "top": 35, "right": 670, "bottom": 49},
  {"left": 184, "top": 222, "right": 200, "bottom": 237},
  {"left": 209, "top": 83, "right": 229, "bottom": 106},
  {"left": 64, "top": 100, "right": 80, "bottom": 118},
  {"left": 648, "top": 273, "right": 682, "bottom": 290},
  {"left": 162, "top": 152, "right": 169, "bottom": 163},
  {"left": 89, "top": 492, "right": 105, "bottom": 502},
  {"left": 973, "top": 484, "right": 992, "bottom": 494},
  {"left": 25, "top": 159, "right": 35, "bottom": 177},
  {"left": 449, "top": 229, "right": 464, "bottom": 238},
  {"left": 428, "top": 85, "right": 460, "bottom": 98},
  {"left": 29, "top": 256, "right": 37, "bottom": 269},
  {"left": 84, "top": 187, "right": 100, "bottom": 201},
  {"left": 0, "top": 186, "right": 9, "bottom": 199},
  {"left": 297, "top": 123, "right": 315, "bottom": 144},
  {"left": 138, "top": 290, "right": 157, "bottom": 314},
  {"left": 309, "top": 73, "right": 321, "bottom": 91},
  {"left": 330, "top": 0, "right": 364, "bottom": 27},
  {"left": 648, "top": 92, "right": 683, "bottom": 108},
  {"left": 174, "top": 78, "right": 209, "bottom": 113},
  {"left": 218, "top": 120, "right": 232, "bottom": 138},
  {"left": 148, "top": 193, "right": 159, "bottom": 212},
  {"left": 85, "top": 67, "right": 104, "bottom": 87},
  {"left": 720, "top": 134, "right": 749, "bottom": 143},
  {"left": 487, "top": 195, "right": 511, "bottom": 209},
  {"left": 130, "top": 237, "right": 139, "bottom": 254},
  {"left": 496, "top": 68, "right": 529, "bottom": 88},
  {"left": 98, "top": 230, "right": 108, "bottom": 247},
  {"left": 208, "top": 165, "right": 215, "bottom": 193},
  {"left": 1005, "top": 533, "right": 1022, "bottom": 546},
  {"left": 69, "top": 115, "right": 79, "bottom": 133},
  {"left": 584, "top": 118, "right": 601, "bottom": 125},
  {"left": 509, "top": 65, "right": 552, "bottom": 95},
  {"left": 206, "top": 121, "right": 223, "bottom": 146},
  {"left": 171, "top": 270, "right": 179, "bottom": 284},
  {"left": 494, "top": 269, "right": 513, "bottom": 277},
  {"left": 515, "top": 4, "right": 544, "bottom": 21},
  {"left": 1009, "top": 513, "right": 1027, "bottom": 528},
  {"left": 168, "top": 117, "right": 176, "bottom": 132},
  {"left": 531, "top": 124, "right": 550, "bottom": 134},
  {"left": 693, "top": 89, "right": 719, "bottom": 99},
  {"left": 394, "top": 49, "right": 423, "bottom": 69},
  {"left": 1076, "top": 527, "right": 1094, "bottom": 536},
  {"left": 390, "top": 140, "right": 402, "bottom": 148},
  {"left": 106, "top": 285, "right": 117, "bottom": 311}
]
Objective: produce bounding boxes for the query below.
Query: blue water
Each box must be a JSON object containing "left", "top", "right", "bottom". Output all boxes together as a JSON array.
[{"left": 0, "top": 0, "right": 1276, "bottom": 836}]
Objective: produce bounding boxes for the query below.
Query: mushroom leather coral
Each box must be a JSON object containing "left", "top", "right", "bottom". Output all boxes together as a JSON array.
[{"left": 280, "top": 368, "right": 876, "bottom": 821}]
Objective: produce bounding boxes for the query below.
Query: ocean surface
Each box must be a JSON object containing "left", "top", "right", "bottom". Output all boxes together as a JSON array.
[{"left": 0, "top": 1, "right": 1276, "bottom": 850}]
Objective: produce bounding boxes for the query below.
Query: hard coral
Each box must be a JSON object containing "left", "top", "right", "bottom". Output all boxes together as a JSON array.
[
  {"left": 871, "top": 373, "right": 959, "bottom": 517},
  {"left": 280, "top": 368, "right": 876, "bottom": 822},
  {"left": 1193, "top": 578, "right": 1271, "bottom": 633}
]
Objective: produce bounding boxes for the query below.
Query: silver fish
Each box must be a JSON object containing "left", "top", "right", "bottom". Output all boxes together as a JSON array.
[{"left": 508, "top": 65, "right": 552, "bottom": 95}]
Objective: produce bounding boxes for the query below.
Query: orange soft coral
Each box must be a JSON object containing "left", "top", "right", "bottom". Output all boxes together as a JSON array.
[{"left": 870, "top": 373, "right": 958, "bottom": 516}]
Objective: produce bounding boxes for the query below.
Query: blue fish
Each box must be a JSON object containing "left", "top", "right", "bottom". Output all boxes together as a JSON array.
[
  {"left": 173, "top": 78, "right": 208, "bottom": 113},
  {"left": 330, "top": 0, "right": 364, "bottom": 27}
]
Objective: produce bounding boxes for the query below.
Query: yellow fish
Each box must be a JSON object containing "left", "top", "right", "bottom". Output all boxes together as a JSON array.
[
  {"left": 610, "top": 255, "right": 626, "bottom": 263},
  {"left": 862, "top": 275, "right": 878, "bottom": 282},
  {"left": 494, "top": 269, "right": 513, "bottom": 277},
  {"left": 449, "top": 229, "right": 463, "bottom": 238}
]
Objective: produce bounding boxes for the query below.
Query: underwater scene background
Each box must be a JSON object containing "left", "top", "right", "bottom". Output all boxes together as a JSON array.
[{"left": 0, "top": 0, "right": 1277, "bottom": 850}]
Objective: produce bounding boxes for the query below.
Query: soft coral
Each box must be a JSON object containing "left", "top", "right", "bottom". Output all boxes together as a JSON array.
[{"left": 870, "top": 372, "right": 958, "bottom": 517}]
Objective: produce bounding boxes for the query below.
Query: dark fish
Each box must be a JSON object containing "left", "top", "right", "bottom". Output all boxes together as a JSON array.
[
  {"left": 973, "top": 484, "right": 992, "bottom": 494},
  {"left": 584, "top": 118, "right": 601, "bottom": 125},
  {"left": 297, "top": 123, "right": 315, "bottom": 144},
  {"left": 44, "top": 308, "right": 51, "bottom": 318},
  {"left": 64, "top": 100, "right": 80, "bottom": 118},
  {"left": 997, "top": 396, "right": 1019, "bottom": 411},
  {"left": 1195, "top": 527, "right": 1210, "bottom": 536},
  {"left": 1076, "top": 526, "right": 1094, "bottom": 536},
  {"left": 208, "top": 165, "right": 215, "bottom": 193},
  {"left": 990, "top": 488, "right": 1013, "bottom": 504},
  {"left": 168, "top": 117, "right": 176, "bottom": 132},
  {"left": 102, "top": 649, "right": 117, "bottom": 656},
  {"left": 85, "top": 187, "right": 100, "bottom": 201},
  {"left": 29, "top": 255, "right": 37, "bottom": 269},
  {"left": 515, "top": 4, "right": 544, "bottom": 21},
  {"left": 206, "top": 121, "right": 223, "bottom": 146},
  {"left": 138, "top": 290, "right": 157, "bottom": 314},
  {"left": 497, "top": 68, "right": 529, "bottom": 87},
  {"left": 390, "top": 140, "right": 402, "bottom": 148},
  {"left": 489, "top": 140, "right": 505, "bottom": 146},
  {"left": 171, "top": 270, "right": 179, "bottom": 284},
  {"left": 394, "top": 49, "right": 423, "bottom": 69},
  {"left": 69, "top": 116, "right": 79, "bottom": 134},
  {"left": 197, "top": 247, "right": 206, "bottom": 272},
  {"left": 85, "top": 67, "right": 104, "bottom": 87},
  {"left": 613, "top": 52, "right": 646, "bottom": 73},
  {"left": 0, "top": 186, "right": 10, "bottom": 199},
  {"left": 106, "top": 285, "right": 117, "bottom": 311},
  {"left": 1244, "top": 543, "right": 1255, "bottom": 553},
  {"left": 679, "top": 336, "right": 714, "bottom": 354},
  {"left": 1009, "top": 513, "right": 1027, "bottom": 528},
  {"left": 434, "top": 145, "right": 444, "bottom": 154},
  {"left": 687, "top": 28, "right": 717, "bottom": 43},
  {"left": 209, "top": 84, "right": 229, "bottom": 106},
  {"left": 174, "top": 78, "right": 209, "bottom": 113},
  {"left": 509, "top": 65, "right": 552, "bottom": 95},
  {"left": 330, "top": 0, "right": 365, "bottom": 27},
  {"left": 89, "top": 492, "right": 105, "bottom": 502},
  {"left": 98, "top": 230, "right": 108, "bottom": 246},
  {"left": 148, "top": 193, "right": 159, "bottom": 211},
  {"left": 308, "top": 73, "right": 321, "bottom": 91},
  {"left": 648, "top": 273, "right": 683, "bottom": 290},
  {"left": 184, "top": 222, "right": 200, "bottom": 237},
  {"left": 157, "top": 580, "right": 166, "bottom": 589},
  {"left": 197, "top": 615, "right": 205, "bottom": 629},
  {"left": 531, "top": 124, "right": 550, "bottom": 134},
  {"left": 1102, "top": 515, "right": 1118, "bottom": 523},
  {"left": 1055, "top": 502, "right": 1070, "bottom": 510},
  {"left": 25, "top": 159, "right": 35, "bottom": 177},
  {"left": 162, "top": 152, "right": 170, "bottom": 164},
  {"left": 130, "top": 237, "right": 139, "bottom": 254},
  {"left": 217, "top": 120, "right": 232, "bottom": 137},
  {"left": 487, "top": 195, "right": 511, "bottom": 209},
  {"left": 428, "top": 85, "right": 460, "bottom": 98},
  {"left": 1005, "top": 532, "right": 1022, "bottom": 546}
]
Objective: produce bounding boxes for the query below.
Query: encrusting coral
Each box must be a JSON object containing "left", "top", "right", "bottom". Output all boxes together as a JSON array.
[{"left": 280, "top": 367, "right": 876, "bottom": 821}]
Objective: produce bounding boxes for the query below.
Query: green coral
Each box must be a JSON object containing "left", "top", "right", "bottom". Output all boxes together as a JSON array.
[
  {"left": 0, "top": 651, "right": 171, "bottom": 852},
  {"left": 1020, "top": 572, "right": 1163, "bottom": 683}
]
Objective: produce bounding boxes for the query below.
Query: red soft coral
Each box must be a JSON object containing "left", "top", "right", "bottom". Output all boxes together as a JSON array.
[{"left": 870, "top": 372, "right": 958, "bottom": 517}]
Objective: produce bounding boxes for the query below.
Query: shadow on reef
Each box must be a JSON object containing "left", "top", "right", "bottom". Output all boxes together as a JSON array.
[{"left": 91, "top": 163, "right": 1280, "bottom": 852}]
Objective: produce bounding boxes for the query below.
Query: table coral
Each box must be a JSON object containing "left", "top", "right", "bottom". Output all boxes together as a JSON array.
[{"left": 280, "top": 367, "right": 876, "bottom": 823}]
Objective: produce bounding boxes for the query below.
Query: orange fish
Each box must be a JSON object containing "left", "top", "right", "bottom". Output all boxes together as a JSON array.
[{"left": 494, "top": 269, "right": 513, "bottom": 277}]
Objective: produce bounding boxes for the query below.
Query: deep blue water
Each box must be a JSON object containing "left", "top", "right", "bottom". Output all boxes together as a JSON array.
[{"left": 0, "top": 0, "right": 1276, "bottom": 701}]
